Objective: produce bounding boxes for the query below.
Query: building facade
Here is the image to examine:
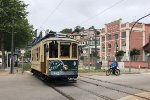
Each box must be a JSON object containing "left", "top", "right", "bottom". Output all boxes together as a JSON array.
[
  {"left": 100, "top": 19, "right": 150, "bottom": 61},
  {"left": 69, "top": 29, "right": 100, "bottom": 57}
]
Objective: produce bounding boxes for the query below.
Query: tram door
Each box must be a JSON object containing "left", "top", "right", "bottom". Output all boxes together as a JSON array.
[{"left": 41, "top": 44, "right": 47, "bottom": 73}]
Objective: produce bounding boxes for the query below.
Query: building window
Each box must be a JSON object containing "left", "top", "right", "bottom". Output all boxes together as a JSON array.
[
  {"left": 108, "top": 44, "right": 111, "bottom": 48},
  {"left": 121, "top": 32, "right": 126, "bottom": 38},
  {"left": 102, "top": 44, "right": 105, "bottom": 52},
  {"left": 108, "top": 44, "right": 111, "bottom": 52},
  {"left": 102, "top": 36, "right": 105, "bottom": 42},
  {"left": 108, "top": 34, "right": 111, "bottom": 40},
  {"left": 122, "top": 41, "right": 126, "bottom": 46},
  {"left": 114, "top": 34, "right": 118, "bottom": 39}
]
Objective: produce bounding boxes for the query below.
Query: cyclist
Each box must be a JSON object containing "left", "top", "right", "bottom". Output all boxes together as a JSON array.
[{"left": 111, "top": 60, "right": 118, "bottom": 75}]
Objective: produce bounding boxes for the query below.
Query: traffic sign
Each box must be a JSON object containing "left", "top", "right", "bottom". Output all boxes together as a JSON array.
[{"left": 83, "top": 50, "right": 86, "bottom": 54}]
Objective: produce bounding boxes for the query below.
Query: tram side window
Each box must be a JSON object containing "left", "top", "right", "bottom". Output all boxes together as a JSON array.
[
  {"left": 49, "top": 41, "right": 58, "bottom": 58},
  {"left": 36, "top": 48, "right": 38, "bottom": 61},
  {"left": 72, "top": 43, "right": 77, "bottom": 58},
  {"left": 60, "top": 43, "right": 70, "bottom": 57}
]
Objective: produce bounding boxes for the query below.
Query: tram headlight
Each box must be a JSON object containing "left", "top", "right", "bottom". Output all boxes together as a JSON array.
[
  {"left": 63, "top": 65, "right": 68, "bottom": 71},
  {"left": 73, "top": 61, "right": 76, "bottom": 67}
]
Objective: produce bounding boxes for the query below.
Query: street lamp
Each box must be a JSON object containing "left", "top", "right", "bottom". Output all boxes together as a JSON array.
[{"left": 129, "top": 14, "right": 150, "bottom": 72}]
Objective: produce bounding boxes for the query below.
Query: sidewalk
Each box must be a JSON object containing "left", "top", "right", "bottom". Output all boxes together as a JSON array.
[
  {"left": 79, "top": 67, "right": 150, "bottom": 76},
  {"left": 0, "top": 68, "right": 24, "bottom": 76},
  {"left": 121, "top": 67, "right": 150, "bottom": 74}
]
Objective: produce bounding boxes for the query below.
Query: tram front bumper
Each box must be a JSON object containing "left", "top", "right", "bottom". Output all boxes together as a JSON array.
[{"left": 48, "top": 71, "right": 78, "bottom": 78}]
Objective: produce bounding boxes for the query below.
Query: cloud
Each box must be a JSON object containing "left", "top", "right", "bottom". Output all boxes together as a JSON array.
[{"left": 22, "top": 0, "right": 150, "bottom": 31}]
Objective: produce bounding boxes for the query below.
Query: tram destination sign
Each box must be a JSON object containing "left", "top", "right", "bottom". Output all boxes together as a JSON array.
[{"left": 60, "top": 42, "right": 70, "bottom": 45}]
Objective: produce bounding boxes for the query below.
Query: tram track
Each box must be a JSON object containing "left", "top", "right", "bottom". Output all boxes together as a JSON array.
[
  {"left": 73, "top": 84, "right": 114, "bottom": 100},
  {"left": 79, "top": 76, "right": 150, "bottom": 100},
  {"left": 51, "top": 85, "right": 76, "bottom": 100},
  {"left": 45, "top": 79, "right": 114, "bottom": 100},
  {"left": 80, "top": 75, "right": 150, "bottom": 93},
  {"left": 43, "top": 79, "right": 75, "bottom": 100}
]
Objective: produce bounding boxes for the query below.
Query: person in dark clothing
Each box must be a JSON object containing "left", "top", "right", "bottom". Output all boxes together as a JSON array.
[{"left": 111, "top": 61, "right": 118, "bottom": 75}]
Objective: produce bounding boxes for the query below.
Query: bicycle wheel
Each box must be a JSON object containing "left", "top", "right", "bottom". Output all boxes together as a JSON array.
[
  {"left": 115, "top": 69, "right": 120, "bottom": 76},
  {"left": 106, "top": 69, "right": 112, "bottom": 76}
]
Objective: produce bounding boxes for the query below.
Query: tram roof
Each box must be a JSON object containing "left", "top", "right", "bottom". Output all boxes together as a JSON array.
[
  {"left": 31, "top": 32, "right": 77, "bottom": 46},
  {"left": 45, "top": 37, "right": 76, "bottom": 42}
]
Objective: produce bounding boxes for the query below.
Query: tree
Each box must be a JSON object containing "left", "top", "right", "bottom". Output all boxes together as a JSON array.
[
  {"left": 115, "top": 50, "right": 125, "bottom": 61},
  {"left": 130, "top": 48, "right": 140, "bottom": 56},
  {"left": 89, "top": 26, "right": 95, "bottom": 29},
  {"left": 60, "top": 28, "right": 72, "bottom": 33},
  {"left": 24, "top": 50, "right": 31, "bottom": 58},
  {"left": 130, "top": 48, "right": 140, "bottom": 61},
  {"left": 0, "top": 0, "right": 33, "bottom": 68},
  {"left": 73, "top": 26, "right": 84, "bottom": 33}
]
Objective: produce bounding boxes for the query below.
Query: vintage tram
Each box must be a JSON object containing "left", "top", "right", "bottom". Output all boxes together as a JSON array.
[{"left": 31, "top": 32, "right": 78, "bottom": 81}]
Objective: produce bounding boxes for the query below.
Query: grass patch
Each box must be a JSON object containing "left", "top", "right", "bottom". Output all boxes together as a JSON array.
[
  {"left": 18, "top": 63, "right": 31, "bottom": 71},
  {"left": 79, "top": 68, "right": 106, "bottom": 73}
]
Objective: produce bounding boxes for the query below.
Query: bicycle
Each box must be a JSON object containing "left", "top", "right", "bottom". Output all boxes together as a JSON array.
[{"left": 106, "top": 66, "right": 120, "bottom": 76}]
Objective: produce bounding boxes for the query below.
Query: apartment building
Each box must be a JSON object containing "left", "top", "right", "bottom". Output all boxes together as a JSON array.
[
  {"left": 70, "top": 29, "right": 100, "bottom": 57},
  {"left": 100, "top": 19, "right": 150, "bottom": 61}
]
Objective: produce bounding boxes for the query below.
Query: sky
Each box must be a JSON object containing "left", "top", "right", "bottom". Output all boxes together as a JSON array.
[{"left": 22, "top": 0, "right": 150, "bottom": 32}]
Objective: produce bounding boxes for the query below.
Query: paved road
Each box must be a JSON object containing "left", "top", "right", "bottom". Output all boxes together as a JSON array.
[
  {"left": 0, "top": 73, "right": 67, "bottom": 100},
  {"left": 0, "top": 72, "right": 150, "bottom": 100}
]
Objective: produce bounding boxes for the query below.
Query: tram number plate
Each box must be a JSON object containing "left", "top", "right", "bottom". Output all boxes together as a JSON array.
[{"left": 53, "top": 72, "right": 60, "bottom": 75}]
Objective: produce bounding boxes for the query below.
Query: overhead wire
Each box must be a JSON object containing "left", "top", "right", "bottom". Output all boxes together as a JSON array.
[
  {"left": 78, "top": 0, "right": 126, "bottom": 26},
  {"left": 40, "top": 0, "right": 65, "bottom": 28}
]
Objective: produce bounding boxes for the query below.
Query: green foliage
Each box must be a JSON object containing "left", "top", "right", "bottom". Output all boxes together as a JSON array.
[
  {"left": 24, "top": 50, "right": 31, "bottom": 58},
  {"left": 79, "top": 69, "right": 105, "bottom": 73},
  {"left": 60, "top": 28, "right": 72, "bottom": 33},
  {"left": 130, "top": 48, "right": 140, "bottom": 61},
  {"left": 80, "top": 56, "right": 84, "bottom": 60},
  {"left": 115, "top": 50, "right": 125, "bottom": 61},
  {"left": 0, "top": 0, "right": 33, "bottom": 51},
  {"left": 18, "top": 63, "right": 31, "bottom": 71},
  {"left": 115, "top": 50, "right": 125, "bottom": 57},
  {"left": 89, "top": 26, "right": 95, "bottom": 29},
  {"left": 130, "top": 48, "right": 140, "bottom": 56},
  {"left": 73, "top": 26, "right": 84, "bottom": 33}
]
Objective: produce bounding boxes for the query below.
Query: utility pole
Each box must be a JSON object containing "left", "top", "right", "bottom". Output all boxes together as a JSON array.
[
  {"left": 94, "top": 29, "right": 98, "bottom": 68},
  {"left": 10, "top": 19, "right": 14, "bottom": 74},
  {"left": 88, "top": 30, "right": 90, "bottom": 70},
  {"left": 148, "top": 35, "right": 150, "bottom": 68},
  {"left": 114, "top": 35, "right": 118, "bottom": 60}
]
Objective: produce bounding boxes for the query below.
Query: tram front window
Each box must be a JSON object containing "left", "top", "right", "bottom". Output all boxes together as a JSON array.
[
  {"left": 49, "top": 41, "right": 58, "bottom": 58},
  {"left": 60, "top": 42, "right": 70, "bottom": 58}
]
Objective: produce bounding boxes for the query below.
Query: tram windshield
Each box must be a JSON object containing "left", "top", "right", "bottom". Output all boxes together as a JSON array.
[
  {"left": 60, "top": 42, "right": 70, "bottom": 58},
  {"left": 49, "top": 41, "right": 58, "bottom": 58}
]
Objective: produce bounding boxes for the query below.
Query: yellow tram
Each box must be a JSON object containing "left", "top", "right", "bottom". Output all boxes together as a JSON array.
[{"left": 31, "top": 32, "right": 78, "bottom": 81}]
